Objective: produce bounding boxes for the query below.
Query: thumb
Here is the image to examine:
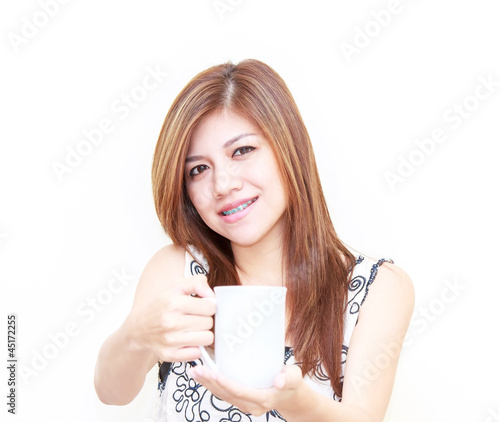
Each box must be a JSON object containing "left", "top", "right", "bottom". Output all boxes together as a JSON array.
[
  {"left": 274, "top": 364, "right": 302, "bottom": 391},
  {"left": 180, "top": 274, "right": 214, "bottom": 298}
]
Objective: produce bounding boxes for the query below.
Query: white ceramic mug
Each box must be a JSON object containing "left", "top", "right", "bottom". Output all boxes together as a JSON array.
[{"left": 199, "top": 285, "right": 287, "bottom": 388}]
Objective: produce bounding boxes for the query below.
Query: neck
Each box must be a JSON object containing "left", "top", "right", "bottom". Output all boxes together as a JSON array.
[{"left": 231, "top": 231, "right": 285, "bottom": 287}]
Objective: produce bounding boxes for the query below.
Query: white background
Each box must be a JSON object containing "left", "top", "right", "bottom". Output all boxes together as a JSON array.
[{"left": 1, "top": 1, "right": 499, "bottom": 421}]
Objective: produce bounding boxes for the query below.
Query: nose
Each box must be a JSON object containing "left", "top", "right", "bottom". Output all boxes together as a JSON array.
[{"left": 212, "top": 161, "right": 242, "bottom": 198}]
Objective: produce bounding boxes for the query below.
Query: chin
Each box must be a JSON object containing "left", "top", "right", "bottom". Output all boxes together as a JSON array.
[
  {"left": 217, "top": 228, "right": 262, "bottom": 247},
  {"left": 225, "top": 235, "right": 260, "bottom": 248}
]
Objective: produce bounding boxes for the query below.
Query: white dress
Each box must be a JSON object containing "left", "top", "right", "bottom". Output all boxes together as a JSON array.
[{"left": 154, "top": 246, "right": 392, "bottom": 422}]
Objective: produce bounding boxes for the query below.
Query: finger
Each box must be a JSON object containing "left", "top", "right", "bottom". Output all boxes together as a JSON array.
[
  {"left": 179, "top": 274, "right": 215, "bottom": 298},
  {"left": 166, "top": 330, "right": 214, "bottom": 348},
  {"left": 178, "top": 295, "right": 216, "bottom": 316},
  {"left": 160, "top": 313, "right": 213, "bottom": 332},
  {"left": 160, "top": 346, "right": 203, "bottom": 363},
  {"left": 173, "top": 314, "right": 214, "bottom": 331},
  {"left": 274, "top": 364, "right": 302, "bottom": 391},
  {"left": 188, "top": 364, "right": 217, "bottom": 382}
]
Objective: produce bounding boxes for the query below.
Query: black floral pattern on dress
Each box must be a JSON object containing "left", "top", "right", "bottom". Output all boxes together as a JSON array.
[
  {"left": 156, "top": 253, "right": 392, "bottom": 421},
  {"left": 191, "top": 260, "right": 208, "bottom": 276},
  {"left": 361, "top": 258, "right": 394, "bottom": 306}
]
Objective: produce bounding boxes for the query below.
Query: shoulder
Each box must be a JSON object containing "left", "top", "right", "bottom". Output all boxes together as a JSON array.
[
  {"left": 358, "top": 261, "right": 415, "bottom": 327},
  {"left": 143, "top": 243, "right": 186, "bottom": 278},
  {"left": 132, "top": 243, "right": 186, "bottom": 305}
]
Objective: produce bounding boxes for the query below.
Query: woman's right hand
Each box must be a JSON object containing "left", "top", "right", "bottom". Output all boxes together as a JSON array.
[{"left": 122, "top": 274, "right": 216, "bottom": 363}]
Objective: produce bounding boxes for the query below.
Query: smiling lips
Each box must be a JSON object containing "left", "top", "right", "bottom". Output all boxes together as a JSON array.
[{"left": 220, "top": 197, "right": 258, "bottom": 216}]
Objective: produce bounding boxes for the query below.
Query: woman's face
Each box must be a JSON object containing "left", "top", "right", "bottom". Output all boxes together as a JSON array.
[{"left": 185, "top": 110, "right": 287, "bottom": 249}]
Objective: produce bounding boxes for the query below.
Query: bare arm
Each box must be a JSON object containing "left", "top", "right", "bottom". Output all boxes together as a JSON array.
[
  {"left": 279, "top": 262, "right": 415, "bottom": 421},
  {"left": 94, "top": 244, "right": 216, "bottom": 405},
  {"left": 93, "top": 319, "right": 157, "bottom": 405}
]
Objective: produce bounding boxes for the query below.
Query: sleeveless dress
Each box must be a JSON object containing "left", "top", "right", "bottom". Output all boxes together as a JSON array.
[{"left": 154, "top": 246, "right": 392, "bottom": 422}]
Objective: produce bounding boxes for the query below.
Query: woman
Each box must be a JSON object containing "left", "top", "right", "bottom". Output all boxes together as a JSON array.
[{"left": 94, "top": 59, "right": 414, "bottom": 422}]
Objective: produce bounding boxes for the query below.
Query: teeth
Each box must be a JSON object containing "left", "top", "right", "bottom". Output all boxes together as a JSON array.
[{"left": 222, "top": 198, "right": 257, "bottom": 216}]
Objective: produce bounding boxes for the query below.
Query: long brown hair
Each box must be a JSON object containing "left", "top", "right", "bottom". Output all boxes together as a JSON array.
[{"left": 152, "top": 59, "right": 355, "bottom": 397}]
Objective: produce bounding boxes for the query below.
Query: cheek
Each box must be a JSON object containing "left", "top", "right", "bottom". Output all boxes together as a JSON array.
[
  {"left": 188, "top": 185, "right": 213, "bottom": 214},
  {"left": 262, "top": 158, "right": 285, "bottom": 192},
  {"left": 266, "top": 165, "right": 288, "bottom": 207}
]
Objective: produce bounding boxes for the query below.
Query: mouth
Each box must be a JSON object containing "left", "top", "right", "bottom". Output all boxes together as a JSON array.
[{"left": 219, "top": 197, "right": 258, "bottom": 216}]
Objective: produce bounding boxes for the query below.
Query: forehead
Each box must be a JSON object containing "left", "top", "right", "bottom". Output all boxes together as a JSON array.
[{"left": 188, "top": 111, "right": 261, "bottom": 152}]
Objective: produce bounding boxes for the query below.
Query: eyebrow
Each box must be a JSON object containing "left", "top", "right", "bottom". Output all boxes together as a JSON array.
[{"left": 185, "top": 133, "right": 256, "bottom": 163}]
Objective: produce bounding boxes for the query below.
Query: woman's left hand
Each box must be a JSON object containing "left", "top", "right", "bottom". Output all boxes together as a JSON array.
[{"left": 188, "top": 363, "right": 305, "bottom": 417}]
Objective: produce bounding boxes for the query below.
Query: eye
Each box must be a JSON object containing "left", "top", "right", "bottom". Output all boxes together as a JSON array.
[
  {"left": 189, "top": 164, "right": 209, "bottom": 177},
  {"left": 232, "top": 146, "right": 255, "bottom": 157}
]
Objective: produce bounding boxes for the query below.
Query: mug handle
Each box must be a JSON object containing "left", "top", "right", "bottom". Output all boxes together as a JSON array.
[{"left": 198, "top": 297, "right": 218, "bottom": 371}]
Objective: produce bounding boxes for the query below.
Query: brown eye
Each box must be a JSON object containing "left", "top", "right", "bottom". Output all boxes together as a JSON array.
[
  {"left": 233, "top": 146, "right": 255, "bottom": 157},
  {"left": 189, "top": 164, "right": 209, "bottom": 177}
]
